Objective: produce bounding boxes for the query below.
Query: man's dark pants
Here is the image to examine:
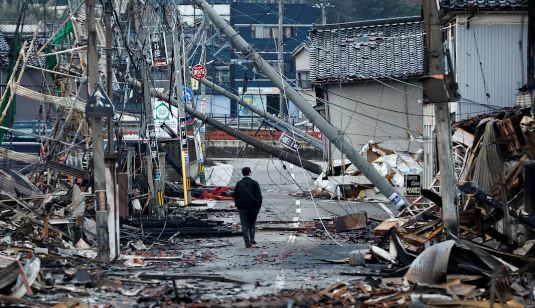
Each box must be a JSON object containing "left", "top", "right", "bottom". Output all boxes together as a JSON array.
[{"left": 238, "top": 208, "right": 259, "bottom": 247}]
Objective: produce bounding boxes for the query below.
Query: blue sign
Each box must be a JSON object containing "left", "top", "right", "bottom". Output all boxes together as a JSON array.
[{"left": 182, "top": 87, "right": 194, "bottom": 102}]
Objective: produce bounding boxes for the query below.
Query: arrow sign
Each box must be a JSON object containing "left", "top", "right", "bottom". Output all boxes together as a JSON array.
[
  {"left": 86, "top": 83, "right": 115, "bottom": 117},
  {"left": 182, "top": 86, "right": 194, "bottom": 102}
]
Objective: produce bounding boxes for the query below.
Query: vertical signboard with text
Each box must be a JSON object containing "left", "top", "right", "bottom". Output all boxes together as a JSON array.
[{"left": 150, "top": 32, "right": 168, "bottom": 67}]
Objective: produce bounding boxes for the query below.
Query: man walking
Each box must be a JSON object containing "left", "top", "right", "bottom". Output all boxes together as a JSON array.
[{"left": 233, "top": 167, "right": 262, "bottom": 248}]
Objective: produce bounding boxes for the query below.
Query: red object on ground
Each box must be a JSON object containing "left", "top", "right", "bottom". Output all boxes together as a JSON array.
[{"left": 193, "top": 186, "right": 234, "bottom": 201}]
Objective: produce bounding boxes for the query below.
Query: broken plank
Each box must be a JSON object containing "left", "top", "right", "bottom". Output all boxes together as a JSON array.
[{"left": 373, "top": 218, "right": 408, "bottom": 236}]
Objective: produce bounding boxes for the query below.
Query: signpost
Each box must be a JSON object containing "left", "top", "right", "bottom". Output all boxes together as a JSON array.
[
  {"left": 279, "top": 133, "right": 300, "bottom": 152},
  {"left": 150, "top": 32, "right": 168, "bottom": 67},
  {"left": 192, "top": 64, "right": 207, "bottom": 79},
  {"left": 182, "top": 86, "right": 194, "bottom": 102},
  {"left": 405, "top": 174, "right": 422, "bottom": 196},
  {"left": 86, "top": 83, "right": 115, "bottom": 117}
]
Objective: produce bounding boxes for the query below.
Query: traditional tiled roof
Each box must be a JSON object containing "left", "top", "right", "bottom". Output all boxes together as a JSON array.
[
  {"left": 309, "top": 16, "right": 424, "bottom": 83},
  {"left": 439, "top": 0, "right": 527, "bottom": 10}
]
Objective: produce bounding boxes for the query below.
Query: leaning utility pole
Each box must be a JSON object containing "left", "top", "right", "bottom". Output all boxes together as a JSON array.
[
  {"left": 86, "top": 0, "right": 110, "bottom": 262},
  {"left": 191, "top": 0, "right": 407, "bottom": 208},
  {"left": 127, "top": 77, "right": 323, "bottom": 175},
  {"left": 528, "top": 0, "right": 535, "bottom": 117},
  {"left": 199, "top": 77, "right": 323, "bottom": 149},
  {"left": 277, "top": 0, "right": 287, "bottom": 118},
  {"left": 422, "top": 1, "right": 459, "bottom": 237}
]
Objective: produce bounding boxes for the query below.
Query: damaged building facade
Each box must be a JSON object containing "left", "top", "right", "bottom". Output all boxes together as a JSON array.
[{"left": 309, "top": 17, "right": 425, "bottom": 165}]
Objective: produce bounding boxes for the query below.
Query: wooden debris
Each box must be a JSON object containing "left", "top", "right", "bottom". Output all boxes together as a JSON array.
[{"left": 333, "top": 212, "right": 367, "bottom": 232}]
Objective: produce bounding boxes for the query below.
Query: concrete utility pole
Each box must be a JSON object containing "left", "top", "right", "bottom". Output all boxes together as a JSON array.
[
  {"left": 191, "top": 0, "right": 407, "bottom": 208},
  {"left": 127, "top": 77, "right": 323, "bottom": 175},
  {"left": 321, "top": 0, "right": 327, "bottom": 24},
  {"left": 528, "top": 0, "right": 535, "bottom": 117},
  {"left": 133, "top": 8, "right": 159, "bottom": 210},
  {"left": 422, "top": 1, "right": 459, "bottom": 237},
  {"left": 174, "top": 26, "right": 192, "bottom": 206},
  {"left": 278, "top": 0, "right": 287, "bottom": 118},
  {"left": 104, "top": 0, "right": 113, "bottom": 151},
  {"left": 141, "top": 63, "right": 159, "bottom": 208},
  {"left": 86, "top": 0, "right": 110, "bottom": 262},
  {"left": 103, "top": 0, "right": 119, "bottom": 261},
  {"left": 198, "top": 25, "right": 207, "bottom": 185},
  {"left": 199, "top": 77, "right": 323, "bottom": 149}
]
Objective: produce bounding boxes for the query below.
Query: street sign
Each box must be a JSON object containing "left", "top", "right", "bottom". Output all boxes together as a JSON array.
[
  {"left": 150, "top": 32, "right": 168, "bottom": 67},
  {"left": 191, "top": 64, "right": 207, "bottom": 79},
  {"left": 182, "top": 86, "right": 194, "bottom": 102},
  {"left": 405, "top": 174, "right": 422, "bottom": 196},
  {"left": 191, "top": 78, "right": 199, "bottom": 90},
  {"left": 279, "top": 133, "right": 300, "bottom": 152},
  {"left": 86, "top": 83, "right": 114, "bottom": 117}
]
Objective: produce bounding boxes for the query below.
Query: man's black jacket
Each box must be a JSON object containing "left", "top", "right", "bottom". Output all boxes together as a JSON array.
[{"left": 233, "top": 176, "right": 262, "bottom": 210}]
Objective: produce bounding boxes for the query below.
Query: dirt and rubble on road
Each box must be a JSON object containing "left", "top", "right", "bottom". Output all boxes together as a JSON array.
[{"left": 0, "top": 107, "right": 535, "bottom": 306}]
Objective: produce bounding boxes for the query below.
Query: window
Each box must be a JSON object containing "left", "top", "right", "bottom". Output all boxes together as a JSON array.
[
  {"left": 251, "top": 25, "right": 295, "bottom": 39},
  {"left": 214, "top": 66, "right": 230, "bottom": 84},
  {"left": 297, "top": 71, "right": 311, "bottom": 89}
]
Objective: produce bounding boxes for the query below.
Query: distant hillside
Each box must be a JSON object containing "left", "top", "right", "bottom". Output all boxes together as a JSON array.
[{"left": 326, "top": 0, "right": 421, "bottom": 23}]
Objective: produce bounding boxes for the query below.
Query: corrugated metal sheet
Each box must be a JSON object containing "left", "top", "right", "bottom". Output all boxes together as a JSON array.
[{"left": 455, "top": 22, "right": 527, "bottom": 120}]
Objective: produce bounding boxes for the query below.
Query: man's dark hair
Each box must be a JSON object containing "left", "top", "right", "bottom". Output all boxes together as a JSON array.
[{"left": 242, "top": 167, "right": 251, "bottom": 176}]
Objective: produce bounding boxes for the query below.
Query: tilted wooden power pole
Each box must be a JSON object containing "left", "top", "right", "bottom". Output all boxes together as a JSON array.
[{"left": 422, "top": 1, "right": 459, "bottom": 238}]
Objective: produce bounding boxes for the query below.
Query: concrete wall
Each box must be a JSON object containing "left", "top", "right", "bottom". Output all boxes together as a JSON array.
[
  {"left": 294, "top": 47, "right": 310, "bottom": 72},
  {"left": 325, "top": 79, "right": 423, "bottom": 159},
  {"left": 451, "top": 14, "right": 527, "bottom": 120}
]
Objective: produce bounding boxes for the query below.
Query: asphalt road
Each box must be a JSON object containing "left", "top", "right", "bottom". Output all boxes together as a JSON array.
[{"left": 182, "top": 158, "right": 398, "bottom": 299}]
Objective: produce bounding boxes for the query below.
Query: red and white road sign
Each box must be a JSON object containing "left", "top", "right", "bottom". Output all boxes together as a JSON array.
[{"left": 192, "top": 64, "right": 207, "bottom": 79}]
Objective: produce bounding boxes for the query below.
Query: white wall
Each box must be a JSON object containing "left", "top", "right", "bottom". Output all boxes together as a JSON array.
[{"left": 326, "top": 79, "right": 423, "bottom": 160}]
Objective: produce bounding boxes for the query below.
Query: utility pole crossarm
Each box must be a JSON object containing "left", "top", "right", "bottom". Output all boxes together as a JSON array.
[{"left": 190, "top": 0, "right": 407, "bottom": 209}]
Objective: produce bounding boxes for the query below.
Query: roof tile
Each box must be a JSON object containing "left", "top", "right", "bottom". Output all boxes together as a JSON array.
[
  {"left": 310, "top": 17, "right": 424, "bottom": 83},
  {"left": 439, "top": 0, "right": 527, "bottom": 10}
]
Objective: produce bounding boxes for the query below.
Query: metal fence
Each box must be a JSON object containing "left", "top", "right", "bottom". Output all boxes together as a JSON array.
[{"left": 206, "top": 114, "right": 316, "bottom": 132}]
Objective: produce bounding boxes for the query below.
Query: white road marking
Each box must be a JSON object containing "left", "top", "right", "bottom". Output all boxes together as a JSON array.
[
  {"left": 287, "top": 235, "right": 296, "bottom": 244},
  {"left": 292, "top": 216, "right": 300, "bottom": 222},
  {"left": 275, "top": 270, "right": 286, "bottom": 290},
  {"left": 295, "top": 200, "right": 301, "bottom": 206},
  {"left": 296, "top": 208, "right": 301, "bottom": 214}
]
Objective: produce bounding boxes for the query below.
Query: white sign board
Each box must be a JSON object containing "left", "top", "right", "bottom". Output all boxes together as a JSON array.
[{"left": 152, "top": 97, "right": 178, "bottom": 138}]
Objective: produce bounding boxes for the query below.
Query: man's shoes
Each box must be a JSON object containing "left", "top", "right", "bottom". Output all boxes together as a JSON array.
[{"left": 251, "top": 240, "right": 257, "bottom": 245}]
